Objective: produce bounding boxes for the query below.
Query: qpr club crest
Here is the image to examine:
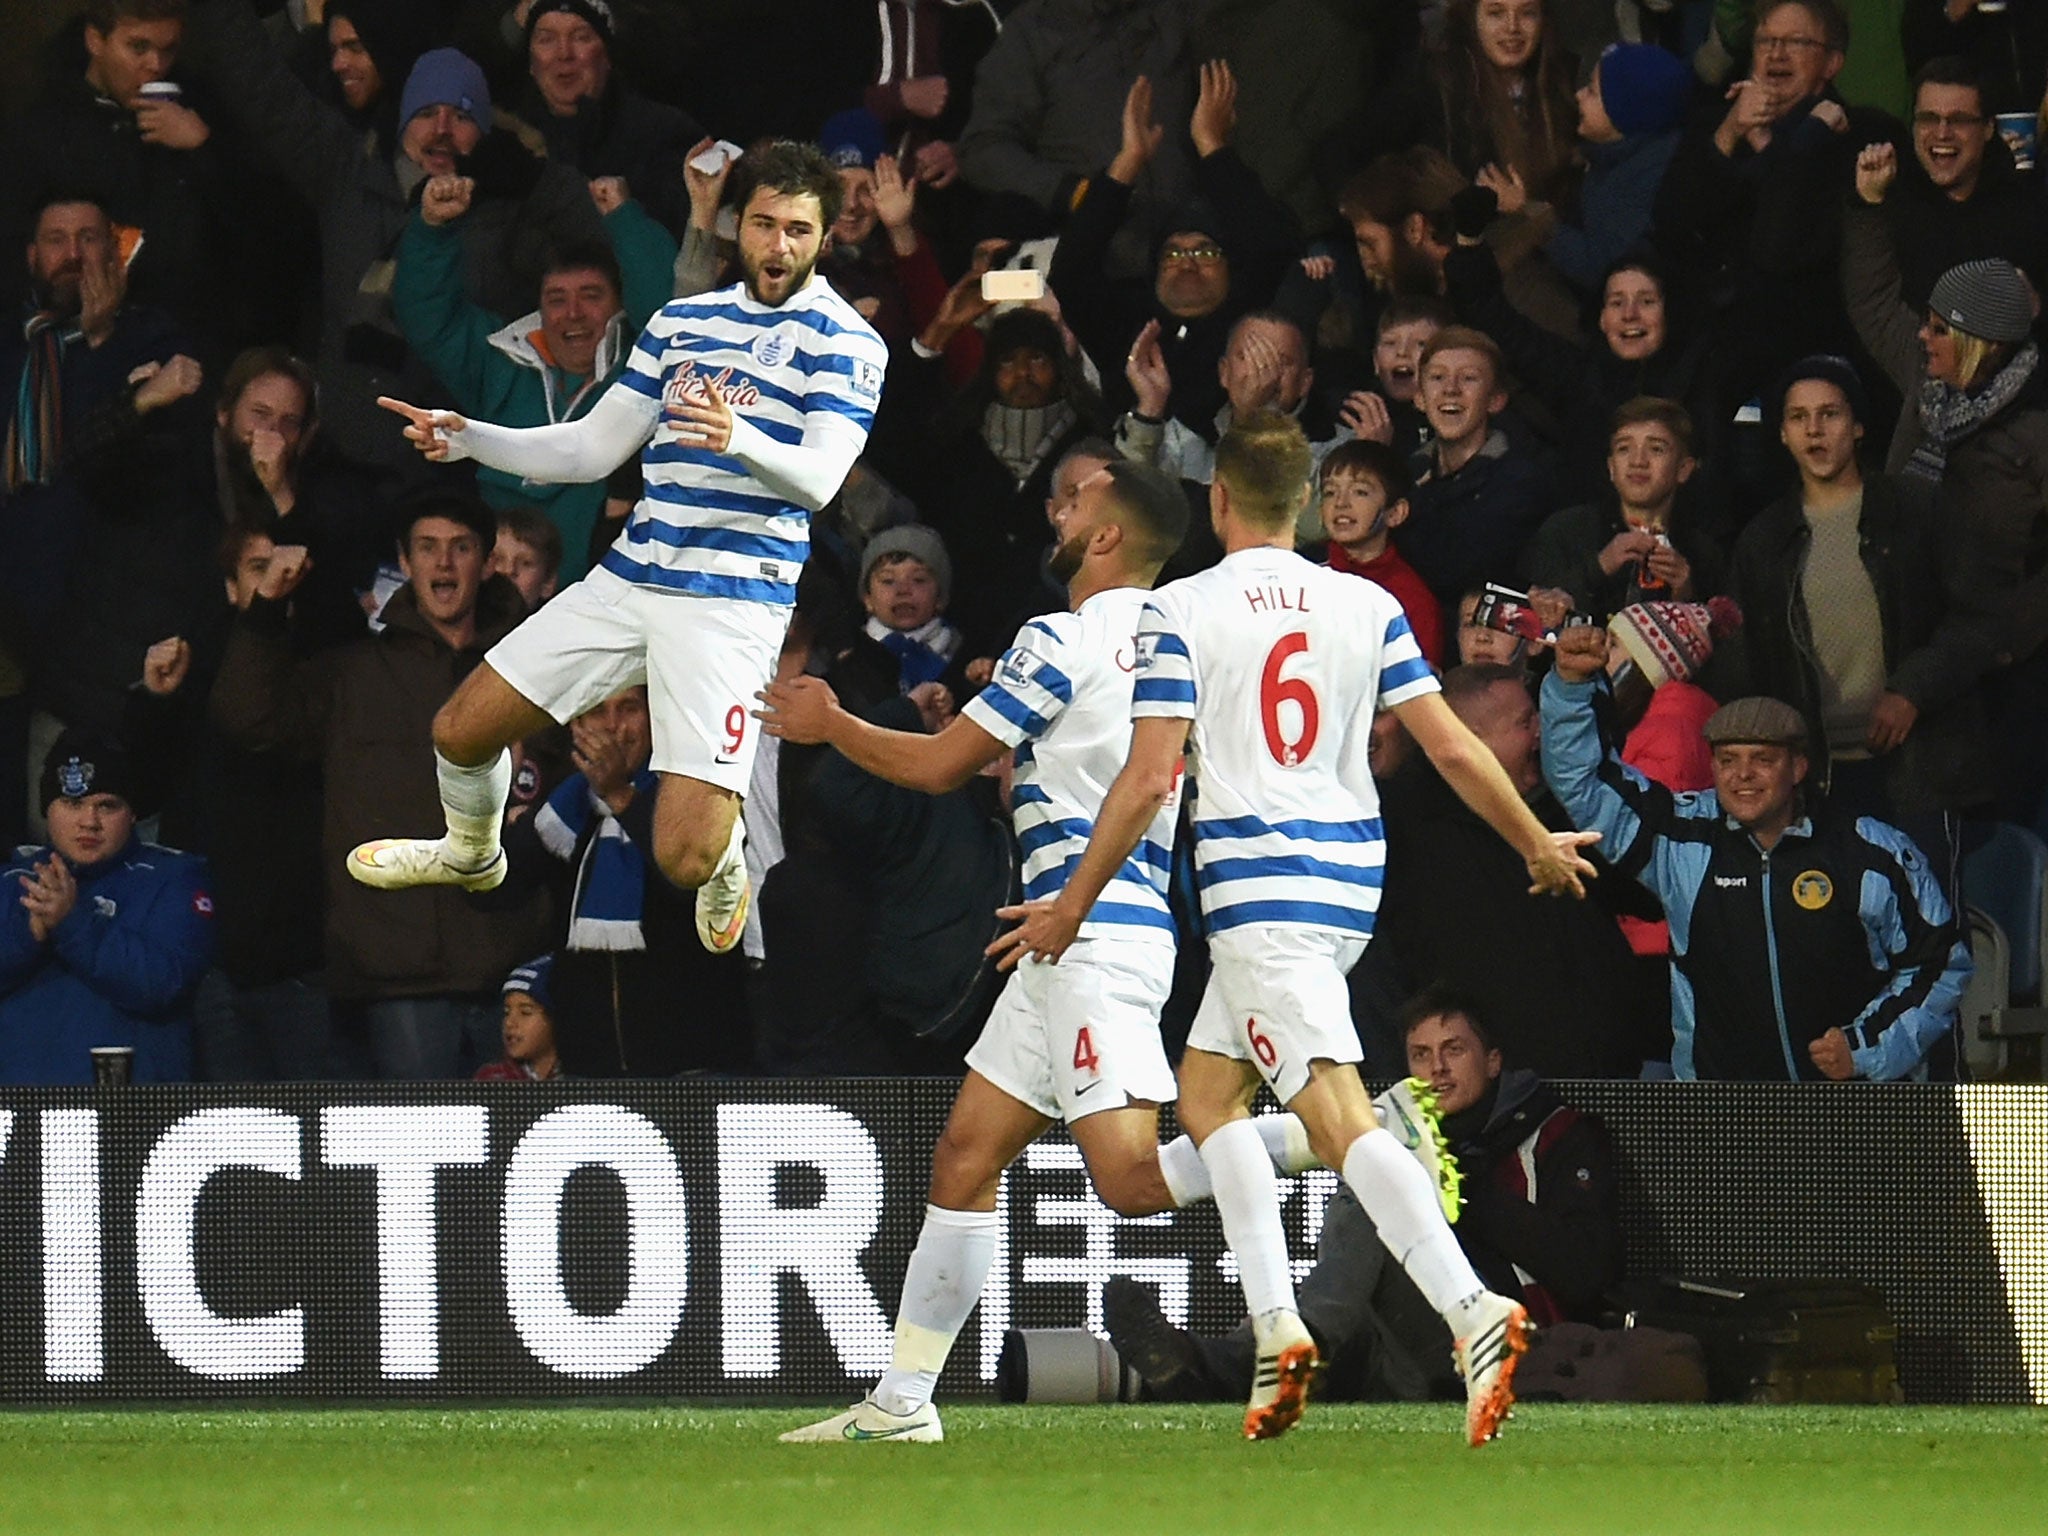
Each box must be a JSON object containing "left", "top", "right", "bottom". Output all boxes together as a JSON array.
[
  {"left": 57, "top": 756, "right": 93, "bottom": 798},
  {"left": 751, "top": 332, "right": 792, "bottom": 369}
]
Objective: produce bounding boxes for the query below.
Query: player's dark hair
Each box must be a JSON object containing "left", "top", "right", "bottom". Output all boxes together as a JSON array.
[
  {"left": 1214, "top": 410, "right": 1313, "bottom": 533},
  {"left": 730, "top": 139, "right": 844, "bottom": 232},
  {"left": 1053, "top": 438, "right": 1118, "bottom": 482},
  {"left": 542, "top": 239, "right": 624, "bottom": 306},
  {"left": 1610, "top": 396, "right": 1694, "bottom": 457},
  {"left": 1399, "top": 985, "right": 1499, "bottom": 1053},
  {"left": 1101, "top": 460, "right": 1189, "bottom": 573},
  {"left": 1319, "top": 439, "right": 1411, "bottom": 503},
  {"left": 495, "top": 503, "right": 564, "bottom": 580},
  {"left": 217, "top": 346, "right": 319, "bottom": 433}
]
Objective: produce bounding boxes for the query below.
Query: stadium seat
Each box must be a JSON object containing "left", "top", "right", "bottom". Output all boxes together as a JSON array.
[
  {"left": 1962, "top": 826, "right": 2048, "bottom": 1079},
  {"left": 1959, "top": 907, "right": 2011, "bottom": 1081},
  {"left": 1962, "top": 823, "right": 2046, "bottom": 1004}
]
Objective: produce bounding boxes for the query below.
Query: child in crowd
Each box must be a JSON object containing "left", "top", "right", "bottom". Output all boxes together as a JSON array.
[
  {"left": 1318, "top": 440, "right": 1443, "bottom": 667},
  {"left": 858, "top": 524, "right": 968, "bottom": 694},
  {"left": 1454, "top": 585, "right": 1529, "bottom": 670},
  {"left": 475, "top": 957, "right": 563, "bottom": 1082},
  {"left": 490, "top": 505, "right": 563, "bottom": 614}
]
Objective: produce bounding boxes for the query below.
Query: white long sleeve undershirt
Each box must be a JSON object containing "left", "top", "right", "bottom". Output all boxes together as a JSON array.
[{"left": 435, "top": 382, "right": 866, "bottom": 512}]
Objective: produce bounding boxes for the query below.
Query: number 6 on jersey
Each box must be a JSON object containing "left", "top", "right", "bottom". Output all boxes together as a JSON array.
[{"left": 1259, "top": 631, "right": 1319, "bottom": 768}]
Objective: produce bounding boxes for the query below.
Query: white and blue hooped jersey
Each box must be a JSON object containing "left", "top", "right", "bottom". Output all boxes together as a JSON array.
[
  {"left": 608, "top": 277, "right": 886, "bottom": 606},
  {"left": 963, "top": 587, "right": 1178, "bottom": 945},
  {"left": 1132, "top": 547, "right": 1438, "bottom": 938}
]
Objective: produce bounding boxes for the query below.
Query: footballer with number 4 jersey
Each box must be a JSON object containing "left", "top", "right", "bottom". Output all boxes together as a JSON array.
[
  {"left": 349, "top": 141, "right": 887, "bottom": 959},
  {"left": 995, "top": 412, "right": 1602, "bottom": 1447},
  {"left": 759, "top": 458, "right": 1325, "bottom": 1448}
]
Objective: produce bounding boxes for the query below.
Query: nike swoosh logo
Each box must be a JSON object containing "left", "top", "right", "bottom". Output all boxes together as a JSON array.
[{"left": 843, "top": 1422, "right": 926, "bottom": 1440}]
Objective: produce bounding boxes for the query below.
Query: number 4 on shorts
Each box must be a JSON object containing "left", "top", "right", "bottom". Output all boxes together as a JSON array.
[{"left": 1073, "top": 1027, "right": 1100, "bottom": 1073}]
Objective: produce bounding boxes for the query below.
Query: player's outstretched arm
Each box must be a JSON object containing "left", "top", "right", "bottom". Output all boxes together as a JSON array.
[
  {"left": 379, "top": 384, "right": 658, "bottom": 483},
  {"left": 988, "top": 715, "right": 1190, "bottom": 969},
  {"left": 1394, "top": 691, "right": 1599, "bottom": 898},
  {"left": 754, "top": 676, "right": 1006, "bottom": 794}
]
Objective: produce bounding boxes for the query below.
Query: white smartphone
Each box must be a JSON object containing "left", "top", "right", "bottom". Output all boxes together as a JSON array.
[
  {"left": 688, "top": 139, "right": 744, "bottom": 176},
  {"left": 981, "top": 268, "right": 1045, "bottom": 303}
]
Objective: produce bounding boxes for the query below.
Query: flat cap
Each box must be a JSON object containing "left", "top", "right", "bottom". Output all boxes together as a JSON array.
[{"left": 1703, "top": 696, "right": 1808, "bottom": 749}]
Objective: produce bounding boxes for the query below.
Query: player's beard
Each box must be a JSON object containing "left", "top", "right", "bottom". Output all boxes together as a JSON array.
[
  {"left": 743, "top": 247, "right": 819, "bottom": 307},
  {"left": 1047, "top": 529, "right": 1089, "bottom": 584}
]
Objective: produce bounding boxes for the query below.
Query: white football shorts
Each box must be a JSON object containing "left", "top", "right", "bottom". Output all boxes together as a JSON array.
[
  {"left": 967, "top": 937, "right": 1178, "bottom": 1123},
  {"left": 1186, "top": 925, "right": 1369, "bottom": 1104},
  {"left": 486, "top": 562, "right": 787, "bottom": 793}
]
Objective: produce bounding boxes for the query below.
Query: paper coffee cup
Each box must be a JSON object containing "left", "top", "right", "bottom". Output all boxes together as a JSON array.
[
  {"left": 1996, "top": 112, "right": 2037, "bottom": 173},
  {"left": 90, "top": 1046, "right": 134, "bottom": 1087},
  {"left": 136, "top": 80, "right": 183, "bottom": 103}
]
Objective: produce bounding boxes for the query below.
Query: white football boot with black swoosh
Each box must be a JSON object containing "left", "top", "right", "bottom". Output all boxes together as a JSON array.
[
  {"left": 1453, "top": 1292, "right": 1531, "bottom": 1446},
  {"left": 778, "top": 1396, "right": 943, "bottom": 1444}
]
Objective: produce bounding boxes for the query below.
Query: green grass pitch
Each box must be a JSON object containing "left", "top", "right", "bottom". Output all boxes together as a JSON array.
[{"left": 1, "top": 1404, "right": 2043, "bottom": 1534}]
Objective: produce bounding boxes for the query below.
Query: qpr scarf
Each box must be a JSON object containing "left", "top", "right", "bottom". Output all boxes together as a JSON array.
[{"left": 534, "top": 768, "right": 657, "bottom": 951}]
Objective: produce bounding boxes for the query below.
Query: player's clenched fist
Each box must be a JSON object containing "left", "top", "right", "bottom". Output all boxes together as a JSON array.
[
  {"left": 377, "top": 396, "right": 470, "bottom": 460},
  {"left": 421, "top": 174, "right": 475, "bottom": 226}
]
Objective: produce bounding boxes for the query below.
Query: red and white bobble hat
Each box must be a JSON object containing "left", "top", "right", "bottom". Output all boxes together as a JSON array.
[{"left": 1612, "top": 596, "right": 1742, "bottom": 687}]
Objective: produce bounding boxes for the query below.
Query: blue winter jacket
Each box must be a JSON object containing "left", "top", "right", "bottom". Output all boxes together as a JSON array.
[
  {"left": 1541, "top": 671, "right": 1971, "bottom": 1082},
  {"left": 0, "top": 840, "right": 215, "bottom": 1084}
]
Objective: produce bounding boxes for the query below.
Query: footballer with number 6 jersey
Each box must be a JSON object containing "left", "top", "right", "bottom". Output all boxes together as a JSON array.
[
  {"left": 759, "top": 458, "right": 1324, "bottom": 1447},
  {"left": 995, "top": 412, "right": 1602, "bottom": 1446},
  {"left": 351, "top": 141, "right": 887, "bottom": 958}
]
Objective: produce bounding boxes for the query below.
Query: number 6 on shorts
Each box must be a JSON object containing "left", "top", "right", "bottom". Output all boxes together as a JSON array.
[{"left": 1246, "top": 1016, "right": 1279, "bottom": 1070}]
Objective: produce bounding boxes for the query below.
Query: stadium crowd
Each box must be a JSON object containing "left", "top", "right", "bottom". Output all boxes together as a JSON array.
[{"left": 1, "top": 0, "right": 2043, "bottom": 1088}]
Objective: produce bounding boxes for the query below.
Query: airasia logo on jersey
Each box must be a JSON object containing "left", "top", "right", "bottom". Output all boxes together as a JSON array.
[{"left": 662, "top": 363, "right": 762, "bottom": 412}]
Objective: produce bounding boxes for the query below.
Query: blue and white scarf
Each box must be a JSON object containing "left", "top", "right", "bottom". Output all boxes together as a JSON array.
[{"left": 534, "top": 768, "right": 658, "bottom": 951}]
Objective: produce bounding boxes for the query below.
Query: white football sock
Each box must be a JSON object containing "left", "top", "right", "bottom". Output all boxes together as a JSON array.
[
  {"left": 1341, "top": 1128, "right": 1485, "bottom": 1318},
  {"left": 871, "top": 1204, "right": 999, "bottom": 1416},
  {"left": 1200, "top": 1118, "right": 1297, "bottom": 1319},
  {"left": 711, "top": 814, "right": 746, "bottom": 881},
  {"left": 1160, "top": 1114, "right": 1315, "bottom": 1208},
  {"left": 1158, "top": 1134, "right": 1210, "bottom": 1208},
  {"left": 1258, "top": 1112, "right": 1319, "bottom": 1175},
  {"left": 436, "top": 749, "right": 510, "bottom": 869}
]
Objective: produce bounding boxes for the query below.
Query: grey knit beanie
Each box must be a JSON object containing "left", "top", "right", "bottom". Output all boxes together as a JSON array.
[
  {"left": 860, "top": 524, "right": 952, "bottom": 608},
  {"left": 1928, "top": 260, "right": 2034, "bottom": 345}
]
